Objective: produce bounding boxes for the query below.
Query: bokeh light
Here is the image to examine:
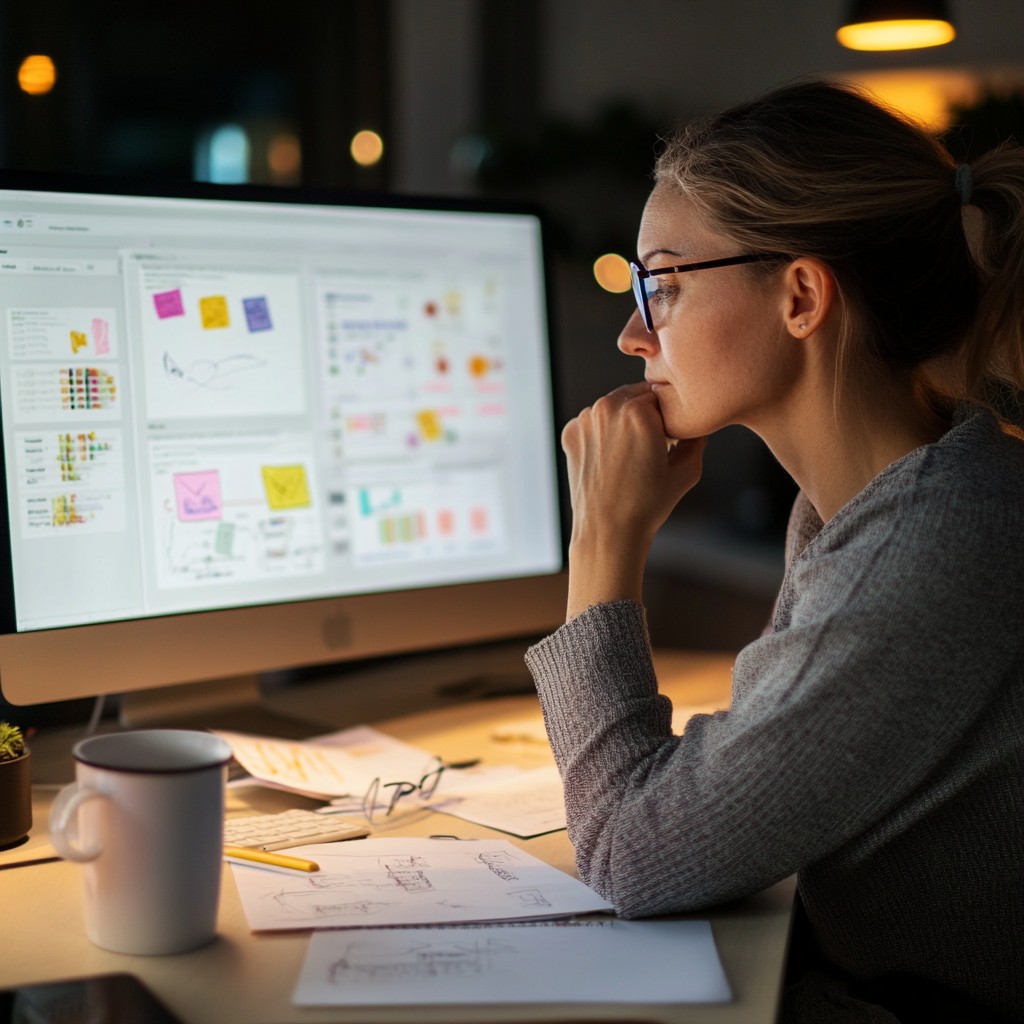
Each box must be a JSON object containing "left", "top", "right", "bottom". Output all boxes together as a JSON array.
[
  {"left": 18, "top": 55, "right": 57, "bottom": 96},
  {"left": 350, "top": 130, "right": 384, "bottom": 167},
  {"left": 593, "top": 253, "right": 632, "bottom": 294},
  {"left": 267, "top": 132, "right": 302, "bottom": 183}
]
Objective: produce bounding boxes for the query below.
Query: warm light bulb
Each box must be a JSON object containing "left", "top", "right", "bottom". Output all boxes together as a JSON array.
[
  {"left": 18, "top": 54, "right": 57, "bottom": 95},
  {"left": 836, "top": 18, "right": 955, "bottom": 51},
  {"left": 350, "top": 130, "right": 384, "bottom": 167},
  {"left": 593, "top": 253, "right": 632, "bottom": 294}
]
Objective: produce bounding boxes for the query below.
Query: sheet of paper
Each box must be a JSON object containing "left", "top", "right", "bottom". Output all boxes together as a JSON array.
[
  {"left": 432, "top": 764, "right": 566, "bottom": 837},
  {"left": 293, "top": 918, "right": 731, "bottom": 1006},
  {"left": 229, "top": 837, "right": 612, "bottom": 931},
  {"left": 214, "top": 725, "right": 435, "bottom": 799}
]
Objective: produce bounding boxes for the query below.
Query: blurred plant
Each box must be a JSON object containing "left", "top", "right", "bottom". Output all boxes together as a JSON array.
[{"left": 0, "top": 721, "right": 26, "bottom": 761}]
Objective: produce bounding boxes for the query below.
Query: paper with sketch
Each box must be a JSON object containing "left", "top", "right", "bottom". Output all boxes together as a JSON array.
[
  {"left": 214, "top": 725, "right": 435, "bottom": 799},
  {"left": 229, "top": 837, "right": 613, "bottom": 931},
  {"left": 293, "top": 919, "right": 732, "bottom": 1006},
  {"left": 432, "top": 764, "right": 566, "bottom": 837}
]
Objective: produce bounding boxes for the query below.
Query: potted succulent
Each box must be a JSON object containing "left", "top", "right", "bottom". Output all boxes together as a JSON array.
[{"left": 0, "top": 721, "right": 32, "bottom": 848}]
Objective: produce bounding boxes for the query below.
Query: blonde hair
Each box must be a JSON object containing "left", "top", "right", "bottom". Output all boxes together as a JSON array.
[{"left": 654, "top": 79, "right": 1024, "bottom": 413}]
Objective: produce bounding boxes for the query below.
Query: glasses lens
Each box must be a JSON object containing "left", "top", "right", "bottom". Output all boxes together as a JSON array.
[{"left": 629, "top": 263, "right": 651, "bottom": 330}]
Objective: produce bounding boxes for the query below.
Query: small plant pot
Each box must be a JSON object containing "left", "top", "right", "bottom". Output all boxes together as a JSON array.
[{"left": 0, "top": 749, "right": 32, "bottom": 848}]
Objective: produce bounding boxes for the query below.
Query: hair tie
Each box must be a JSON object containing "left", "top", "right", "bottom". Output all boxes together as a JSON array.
[{"left": 955, "top": 163, "right": 973, "bottom": 205}]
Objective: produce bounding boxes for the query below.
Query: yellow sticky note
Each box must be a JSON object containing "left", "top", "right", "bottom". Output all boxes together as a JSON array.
[
  {"left": 199, "top": 295, "right": 230, "bottom": 329},
  {"left": 262, "top": 465, "right": 311, "bottom": 510},
  {"left": 416, "top": 409, "right": 443, "bottom": 442},
  {"left": 70, "top": 330, "right": 88, "bottom": 353}
]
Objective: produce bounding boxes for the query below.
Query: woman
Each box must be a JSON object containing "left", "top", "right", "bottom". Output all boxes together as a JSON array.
[{"left": 525, "top": 79, "right": 1024, "bottom": 1023}]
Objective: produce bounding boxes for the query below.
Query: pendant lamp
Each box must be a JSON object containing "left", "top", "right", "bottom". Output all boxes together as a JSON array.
[{"left": 837, "top": 0, "right": 956, "bottom": 51}]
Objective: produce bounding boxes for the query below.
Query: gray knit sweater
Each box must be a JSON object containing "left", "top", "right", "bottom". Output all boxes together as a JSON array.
[{"left": 526, "top": 405, "right": 1023, "bottom": 1022}]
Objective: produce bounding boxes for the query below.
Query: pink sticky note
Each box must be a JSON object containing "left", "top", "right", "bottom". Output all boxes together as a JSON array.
[
  {"left": 154, "top": 289, "right": 185, "bottom": 319},
  {"left": 173, "top": 470, "right": 223, "bottom": 521},
  {"left": 91, "top": 318, "right": 110, "bottom": 355}
]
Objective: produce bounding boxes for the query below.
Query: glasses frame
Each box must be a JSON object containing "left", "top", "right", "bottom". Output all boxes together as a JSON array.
[
  {"left": 630, "top": 253, "right": 790, "bottom": 332},
  {"left": 363, "top": 761, "right": 446, "bottom": 824}
]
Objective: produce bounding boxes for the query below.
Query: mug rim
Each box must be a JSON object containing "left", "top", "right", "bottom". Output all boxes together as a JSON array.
[{"left": 73, "top": 728, "right": 233, "bottom": 775}]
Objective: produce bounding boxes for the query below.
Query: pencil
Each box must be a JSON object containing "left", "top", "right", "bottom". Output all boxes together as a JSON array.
[{"left": 223, "top": 845, "right": 320, "bottom": 872}]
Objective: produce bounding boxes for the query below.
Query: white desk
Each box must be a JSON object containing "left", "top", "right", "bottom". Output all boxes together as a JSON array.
[{"left": 0, "top": 649, "right": 795, "bottom": 1024}]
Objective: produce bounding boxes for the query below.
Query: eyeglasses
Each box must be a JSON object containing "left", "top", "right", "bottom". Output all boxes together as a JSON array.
[
  {"left": 630, "top": 253, "right": 789, "bottom": 332},
  {"left": 361, "top": 757, "right": 479, "bottom": 825}
]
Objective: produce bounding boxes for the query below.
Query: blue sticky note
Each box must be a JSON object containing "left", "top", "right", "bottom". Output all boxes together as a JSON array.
[{"left": 243, "top": 296, "right": 272, "bottom": 332}]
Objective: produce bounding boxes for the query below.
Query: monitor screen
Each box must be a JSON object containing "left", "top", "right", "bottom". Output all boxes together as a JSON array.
[{"left": 0, "top": 172, "right": 565, "bottom": 714}]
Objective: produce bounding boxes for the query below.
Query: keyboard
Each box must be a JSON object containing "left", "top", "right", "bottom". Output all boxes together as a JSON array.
[{"left": 224, "top": 808, "right": 370, "bottom": 851}]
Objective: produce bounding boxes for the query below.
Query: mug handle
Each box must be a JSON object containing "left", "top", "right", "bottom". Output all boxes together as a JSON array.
[{"left": 48, "top": 783, "right": 108, "bottom": 862}]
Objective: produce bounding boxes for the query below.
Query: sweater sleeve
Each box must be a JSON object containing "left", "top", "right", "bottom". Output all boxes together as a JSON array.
[{"left": 526, "top": 434, "right": 1023, "bottom": 918}]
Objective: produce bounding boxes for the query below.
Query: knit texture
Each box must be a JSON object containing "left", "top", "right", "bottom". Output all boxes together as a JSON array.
[{"left": 526, "top": 405, "right": 1023, "bottom": 1022}]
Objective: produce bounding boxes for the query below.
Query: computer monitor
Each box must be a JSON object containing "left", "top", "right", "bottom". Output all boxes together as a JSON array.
[{"left": 0, "top": 170, "right": 566, "bottom": 729}]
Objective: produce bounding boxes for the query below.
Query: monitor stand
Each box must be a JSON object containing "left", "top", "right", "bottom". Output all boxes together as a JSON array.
[
  {"left": 118, "top": 674, "right": 322, "bottom": 738},
  {"left": 118, "top": 636, "right": 540, "bottom": 738}
]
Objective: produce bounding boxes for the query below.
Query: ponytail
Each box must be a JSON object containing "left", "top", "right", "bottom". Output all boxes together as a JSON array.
[{"left": 960, "top": 144, "right": 1024, "bottom": 405}]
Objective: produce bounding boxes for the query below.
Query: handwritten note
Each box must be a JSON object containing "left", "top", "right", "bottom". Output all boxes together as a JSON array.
[
  {"left": 214, "top": 726, "right": 436, "bottom": 799},
  {"left": 294, "top": 919, "right": 731, "bottom": 1006},
  {"left": 230, "top": 837, "right": 613, "bottom": 932},
  {"left": 433, "top": 765, "right": 566, "bottom": 837}
]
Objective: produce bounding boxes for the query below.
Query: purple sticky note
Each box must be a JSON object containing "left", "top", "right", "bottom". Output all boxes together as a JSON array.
[
  {"left": 243, "top": 296, "right": 272, "bottom": 332},
  {"left": 173, "top": 470, "right": 223, "bottom": 522},
  {"left": 154, "top": 289, "right": 185, "bottom": 320}
]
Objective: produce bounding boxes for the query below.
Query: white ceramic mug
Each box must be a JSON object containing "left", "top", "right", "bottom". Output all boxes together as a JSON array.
[{"left": 49, "top": 729, "right": 232, "bottom": 955}]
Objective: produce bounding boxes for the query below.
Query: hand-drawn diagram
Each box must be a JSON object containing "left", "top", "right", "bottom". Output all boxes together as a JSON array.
[
  {"left": 231, "top": 838, "right": 612, "bottom": 932},
  {"left": 328, "top": 934, "right": 516, "bottom": 984},
  {"left": 161, "top": 351, "right": 269, "bottom": 392},
  {"left": 294, "top": 920, "right": 733, "bottom": 1007}
]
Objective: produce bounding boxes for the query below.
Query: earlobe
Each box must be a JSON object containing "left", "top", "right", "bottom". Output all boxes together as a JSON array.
[{"left": 783, "top": 258, "right": 835, "bottom": 339}]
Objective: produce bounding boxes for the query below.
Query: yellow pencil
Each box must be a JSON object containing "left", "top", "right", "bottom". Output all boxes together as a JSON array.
[{"left": 224, "top": 845, "right": 320, "bottom": 872}]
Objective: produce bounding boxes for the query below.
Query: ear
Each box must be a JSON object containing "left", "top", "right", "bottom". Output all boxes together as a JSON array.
[{"left": 781, "top": 258, "right": 835, "bottom": 339}]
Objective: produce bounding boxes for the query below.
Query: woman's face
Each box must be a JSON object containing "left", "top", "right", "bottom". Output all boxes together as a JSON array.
[{"left": 618, "top": 186, "right": 800, "bottom": 440}]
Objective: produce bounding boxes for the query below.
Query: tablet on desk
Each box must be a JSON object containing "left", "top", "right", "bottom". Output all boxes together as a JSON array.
[{"left": 0, "top": 973, "right": 183, "bottom": 1024}]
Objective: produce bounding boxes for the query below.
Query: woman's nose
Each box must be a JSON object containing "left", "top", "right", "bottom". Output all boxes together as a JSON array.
[{"left": 618, "top": 309, "right": 659, "bottom": 357}]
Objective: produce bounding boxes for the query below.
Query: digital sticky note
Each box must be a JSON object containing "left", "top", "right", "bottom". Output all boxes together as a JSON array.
[
  {"left": 173, "top": 470, "right": 223, "bottom": 522},
  {"left": 199, "top": 295, "right": 230, "bottom": 330},
  {"left": 153, "top": 289, "right": 185, "bottom": 319},
  {"left": 243, "top": 296, "right": 272, "bottom": 332},
  {"left": 92, "top": 317, "right": 110, "bottom": 355},
  {"left": 416, "top": 409, "right": 443, "bottom": 442},
  {"left": 262, "top": 465, "right": 311, "bottom": 510}
]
